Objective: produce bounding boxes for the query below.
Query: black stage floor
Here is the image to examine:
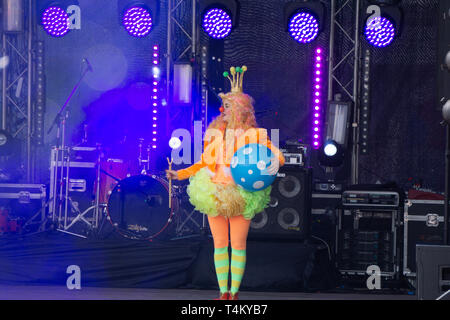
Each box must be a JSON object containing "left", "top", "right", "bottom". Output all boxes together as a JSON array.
[
  {"left": 0, "top": 231, "right": 414, "bottom": 300},
  {"left": 0, "top": 285, "right": 415, "bottom": 300}
]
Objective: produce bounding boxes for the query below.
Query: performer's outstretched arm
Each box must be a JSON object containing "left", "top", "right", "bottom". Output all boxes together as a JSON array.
[{"left": 176, "top": 159, "right": 207, "bottom": 180}]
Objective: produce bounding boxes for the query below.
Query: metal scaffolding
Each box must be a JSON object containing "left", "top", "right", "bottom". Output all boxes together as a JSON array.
[
  {"left": 327, "top": 0, "right": 362, "bottom": 184},
  {"left": 165, "top": 0, "right": 201, "bottom": 136},
  {"left": 1, "top": 0, "right": 36, "bottom": 182}
]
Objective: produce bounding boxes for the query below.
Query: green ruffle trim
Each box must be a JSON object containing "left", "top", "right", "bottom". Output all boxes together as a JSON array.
[
  {"left": 186, "top": 168, "right": 219, "bottom": 216},
  {"left": 186, "top": 168, "right": 271, "bottom": 220},
  {"left": 238, "top": 185, "right": 272, "bottom": 220}
]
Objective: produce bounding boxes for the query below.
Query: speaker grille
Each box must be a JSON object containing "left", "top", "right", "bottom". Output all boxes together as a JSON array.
[{"left": 249, "top": 168, "right": 311, "bottom": 240}]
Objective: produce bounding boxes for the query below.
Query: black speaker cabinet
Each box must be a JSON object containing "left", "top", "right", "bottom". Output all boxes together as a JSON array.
[
  {"left": 417, "top": 245, "right": 450, "bottom": 300},
  {"left": 249, "top": 167, "right": 312, "bottom": 241}
]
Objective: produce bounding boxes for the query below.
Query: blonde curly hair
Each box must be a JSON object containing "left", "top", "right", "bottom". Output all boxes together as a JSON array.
[{"left": 207, "top": 92, "right": 257, "bottom": 132}]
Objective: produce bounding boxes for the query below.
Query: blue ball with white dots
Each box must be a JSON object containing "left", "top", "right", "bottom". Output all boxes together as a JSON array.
[{"left": 230, "top": 143, "right": 277, "bottom": 192}]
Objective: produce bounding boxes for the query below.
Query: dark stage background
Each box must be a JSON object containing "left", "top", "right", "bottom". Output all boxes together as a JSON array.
[
  {"left": 38, "top": 0, "right": 445, "bottom": 192},
  {"left": 358, "top": 0, "right": 444, "bottom": 192}
]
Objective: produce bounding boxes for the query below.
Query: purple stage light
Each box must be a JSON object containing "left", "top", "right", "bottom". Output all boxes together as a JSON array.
[
  {"left": 312, "top": 48, "right": 324, "bottom": 149},
  {"left": 151, "top": 45, "right": 160, "bottom": 149},
  {"left": 41, "top": 6, "right": 70, "bottom": 37},
  {"left": 364, "top": 16, "right": 396, "bottom": 47},
  {"left": 202, "top": 8, "right": 232, "bottom": 39},
  {"left": 123, "top": 6, "right": 153, "bottom": 37},
  {"left": 288, "top": 12, "right": 319, "bottom": 44}
]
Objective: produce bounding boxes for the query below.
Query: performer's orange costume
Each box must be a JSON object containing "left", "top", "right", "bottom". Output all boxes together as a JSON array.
[{"left": 175, "top": 66, "right": 285, "bottom": 300}]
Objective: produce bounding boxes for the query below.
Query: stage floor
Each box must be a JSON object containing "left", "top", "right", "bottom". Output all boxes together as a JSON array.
[{"left": 0, "top": 285, "right": 416, "bottom": 300}]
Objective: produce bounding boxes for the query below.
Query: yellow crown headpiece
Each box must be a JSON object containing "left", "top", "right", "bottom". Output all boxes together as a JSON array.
[{"left": 223, "top": 66, "right": 247, "bottom": 93}]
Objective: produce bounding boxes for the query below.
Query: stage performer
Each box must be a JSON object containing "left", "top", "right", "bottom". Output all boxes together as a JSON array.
[{"left": 166, "top": 66, "right": 285, "bottom": 300}]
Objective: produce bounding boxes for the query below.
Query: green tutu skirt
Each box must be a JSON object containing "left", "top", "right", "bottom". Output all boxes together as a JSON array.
[{"left": 186, "top": 168, "right": 271, "bottom": 220}]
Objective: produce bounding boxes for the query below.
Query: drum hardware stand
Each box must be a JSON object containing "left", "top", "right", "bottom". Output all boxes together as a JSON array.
[
  {"left": 21, "top": 196, "right": 54, "bottom": 235},
  {"left": 55, "top": 150, "right": 104, "bottom": 239},
  {"left": 170, "top": 185, "right": 210, "bottom": 240},
  {"left": 175, "top": 207, "right": 201, "bottom": 235},
  {"left": 94, "top": 205, "right": 114, "bottom": 239},
  {"left": 138, "top": 138, "right": 151, "bottom": 174}
]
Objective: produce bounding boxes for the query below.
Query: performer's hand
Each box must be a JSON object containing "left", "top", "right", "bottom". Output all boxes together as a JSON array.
[
  {"left": 166, "top": 170, "right": 179, "bottom": 180},
  {"left": 266, "top": 157, "right": 280, "bottom": 176}
]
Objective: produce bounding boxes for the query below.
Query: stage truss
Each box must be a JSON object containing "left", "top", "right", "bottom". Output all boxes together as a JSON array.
[
  {"left": 327, "top": 0, "right": 362, "bottom": 184},
  {"left": 1, "top": 0, "right": 37, "bottom": 182}
]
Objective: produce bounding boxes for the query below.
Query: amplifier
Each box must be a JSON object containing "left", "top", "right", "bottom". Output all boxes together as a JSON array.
[
  {"left": 342, "top": 190, "right": 400, "bottom": 208},
  {"left": 337, "top": 207, "right": 400, "bottom": 278},
  {"left": 280, "top": 143, "right": 308, "bottom": 167}
]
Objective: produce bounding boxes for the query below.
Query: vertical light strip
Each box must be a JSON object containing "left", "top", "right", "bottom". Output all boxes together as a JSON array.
[
  {"left": 201, "top": 45, "right": 208, "bottom": 137},
  {"left": 312, "top": 47, "right": 324, "bottom": 149},
  {"left": 152, "top": 44, "right": 160, "bottom": 149},
  {"left": 360, "top": 48, "right": 370, "bottom": 155}
]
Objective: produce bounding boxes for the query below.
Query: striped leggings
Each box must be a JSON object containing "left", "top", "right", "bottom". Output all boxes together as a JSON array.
[{"left": 208, "top": 215, "right": 251, "bottom": 295}]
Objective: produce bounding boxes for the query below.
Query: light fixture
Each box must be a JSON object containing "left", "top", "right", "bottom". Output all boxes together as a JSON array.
[
  {"left": 38, "top": 1, "right": 80, "bottom": 37},
  {"left": 364, "top": 16, "right": 395, "bottom": 47},
  {"left": 200, "top": 0, "right": 239, "bottom": 39},
  {"left": 364, "top": 1, "right": 402, "bottom": 47},
  {"left": 3, "top": 0, "right": 24, "bottom": 33},
  {"left": 284, "top": 0, "right": 325, "bottom": 44},
  {"left": 41, "top": 5, "right": 70, "bottom": 37},
  {"left": 325, "top": 101, "right": 351, "bottom": 146},
  {"left": 169, "top": 137, "right": 182, "bottom": 149},
  {"left": 173, "top": 63, "right": 193, "bottom": 105},
  {"left": 318, "top": 140, "right": 344, "bottom": 167},
  {"left": 360, "top": 49, "right": 371, "bottom": 154},
  {"left": 324, "top": 142, "right": 338, "bottom": 157},
  {"left": 317, "top": 101, "right": 351, "bottom": 167},
  {"left": 311, "top": 47, "right": 324, "bottom": 149},
  {"left": 35, "top": 41, "right": 46, "bottom": 146},
  {"left": 151, "top": 44, "right": 160, "bottom": 149},
  {"left": 123, "top": 6, "right": 152, "bottom": 37},
  {"left": 118, "top": 1, "right": 160, "bottom": 37}
]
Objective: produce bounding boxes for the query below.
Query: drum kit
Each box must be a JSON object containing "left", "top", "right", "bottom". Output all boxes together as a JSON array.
[
  {"left": 47, "top": 122, "right": 205, "bottom": 240},
  {"left": 48, "top": 138, "right": 188, "bottom": 240}
]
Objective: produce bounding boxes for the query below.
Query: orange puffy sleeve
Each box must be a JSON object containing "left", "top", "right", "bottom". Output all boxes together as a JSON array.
[
  {"left": 176, "top": 133, "right": 221, "bottom": 180},
  {"left": 176, "top": 159, "right": 207, "bottom": 180}
]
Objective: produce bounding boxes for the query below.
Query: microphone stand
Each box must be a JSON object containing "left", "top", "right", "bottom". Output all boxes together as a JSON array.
[
  {"left": 48, "top": 62, "right": 92, "bottom": 227},
  {"left": 47, "top": 65, "right": 91, "bottom": 135}
]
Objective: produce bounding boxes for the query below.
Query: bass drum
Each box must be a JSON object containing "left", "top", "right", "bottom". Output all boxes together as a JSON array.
[{"left": 106, "top": 174, "right": 176, "bottom": 240}]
